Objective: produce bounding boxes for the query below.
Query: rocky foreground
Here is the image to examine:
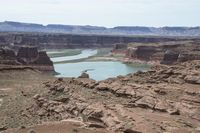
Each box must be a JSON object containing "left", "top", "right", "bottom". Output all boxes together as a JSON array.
[{"left": 0, "top": 60, "right": 200, "bottom": 133}]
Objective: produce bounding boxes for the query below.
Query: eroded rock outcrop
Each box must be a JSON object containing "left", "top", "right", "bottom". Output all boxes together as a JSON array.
[
  {"left": 0, "top": 46, "right": 54, "bottom": 71},
  {"left": 161, "top": 50, "right": 179, "bottom": 64},
  {"left": 0, "top": 47, "right": 20, "bottom": 65},
  {"left": 125, "top": 41, "right": 200, "bottom": 64},
  {"left": 22, "top": 60, "right": 200, "bottom": 133},
  {"left": 0, "top": 32, "right": 178, "bottom": 49},
  {"left": 0, "top": 47, "right": 16, "bottom": 59},
  {"left": 78, "top": 72, "right": 90, "bottom": 78}
]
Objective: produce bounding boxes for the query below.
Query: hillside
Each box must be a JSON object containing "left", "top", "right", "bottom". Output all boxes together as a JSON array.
[{"left": 0, "top": 21, "right": 200, "bottom": 36}]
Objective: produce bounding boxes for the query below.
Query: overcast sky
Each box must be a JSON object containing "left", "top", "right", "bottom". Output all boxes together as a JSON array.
[{"left": 0, "top": 0, "right": 199, "bottom": 27}]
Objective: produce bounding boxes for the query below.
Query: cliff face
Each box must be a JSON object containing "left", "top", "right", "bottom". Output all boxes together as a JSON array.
[
  {"left": 0, "top": 47, "right": 16, "bottom": 59},
  {"left": 0, "top": 46, "right": 54, "bottom": 71},
  {"left": 177, "top": 53, "right": 200, "bottom": 62},
  {"left": 125, "top": 41, "right": 200, "bottom": 64},
  {"left": 161, "top": 50, "right": 180, "bottom": 64},
  {"left": 17, "top": 47, "right": 39, "bottom": 64},
  {"left": 126, "top": 46, "right": 164, "bottom": 61},
  {"left": 0, "top": 47, "right": 19, "bottom": 65},
  {"left": 0, "top": 33, "right": 178, "bottom": 49},
  {"left": 33, "top": 51, "right": 53, "bottom": 66},
  {"left": 134, "top": 46, "right": 162, "bottom": 61}
]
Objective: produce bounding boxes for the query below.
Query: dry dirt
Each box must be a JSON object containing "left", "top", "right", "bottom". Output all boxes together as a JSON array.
[{"left": 0, "top": 61, "right": 200, "bottom": 133}]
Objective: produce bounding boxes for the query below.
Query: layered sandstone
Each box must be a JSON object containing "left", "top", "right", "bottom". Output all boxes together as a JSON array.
[
  {"left": 0, "top": 58, "right": 200, "bottom": 133},
  {"left": 0, "top": 46, "right": 54, "bottom": 71},
  {"left": 125, "top": 41, "right": 200, "bottom": 64},
  {"left": 8, "top": 60, "right": 199, "bottom": 133},
  {"left": 0, "top": 32, "right": 179, "bottom": 49}
]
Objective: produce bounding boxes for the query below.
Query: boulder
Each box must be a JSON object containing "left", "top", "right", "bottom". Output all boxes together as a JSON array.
[
  {"left": 54, "top": 95, "right": 70, "bottom": 103},
  {"left": 154, "top": 100, "right": 169, "bottom": 112},
  {"left": 167, "top": 109, "right": 180, "bottom": 115},
  {"left": 123, "top": 129, "right": 142, "bottom": 133},
  {"left": 87, "top": 122, "right": 106, "bottom": 128},
  {"left": 184, "top": 75, "right": 200, "bottom": 84},
  {"left": 78, "top": 72, "right": 89, "bottom": 78},
  {"left": 95, "top": 82, "right": 110, "bottom": 91},
  {"left": 49, "top": 84, "right": 65, "bottom": 95},
  {"left": 0, "top": 126, "right": 7, "bottom": 132},
  {"left": 135, "top": 96, "right": 157, "bottom": 109}
]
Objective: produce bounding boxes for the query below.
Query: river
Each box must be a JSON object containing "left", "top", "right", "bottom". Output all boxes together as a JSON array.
[
  {"left": 50, "top": 49, "right": 150, "bottom": 81},
  {"left": 51, "top": 49, "right": 97, "bottom": 62}
]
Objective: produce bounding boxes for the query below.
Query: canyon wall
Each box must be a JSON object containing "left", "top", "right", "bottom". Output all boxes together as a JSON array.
[
  {"left": 125, "top": 41, "right": 200, "bottom": 64},
  {"left": 0, "top": 46, "right": 54, "bottom": 71},
  {"left": 0, "top": 33, "right": 179, "bottom": 49}
]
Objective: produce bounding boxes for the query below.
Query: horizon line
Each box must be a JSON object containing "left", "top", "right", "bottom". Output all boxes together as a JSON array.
[{"left": 1, "top": 20, "right": 200, "bottom": 29}]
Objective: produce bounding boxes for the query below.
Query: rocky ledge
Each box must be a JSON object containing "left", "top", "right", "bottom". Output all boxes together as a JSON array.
[
  {"left": 16, "top": 60, "right": 200, "bottom": 133},
  {"left": 117, "top": 40, "right": 200, "bottom": 65},
  {"left": 0, "top": 46, "right": 54, "bottom": 71}
]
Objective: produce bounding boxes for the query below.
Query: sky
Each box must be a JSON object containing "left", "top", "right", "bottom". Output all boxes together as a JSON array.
[{"left": 0, "top": 0, "right": 199, "bottom": 27}]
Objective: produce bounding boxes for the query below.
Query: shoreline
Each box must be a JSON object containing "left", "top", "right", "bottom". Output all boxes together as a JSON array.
[{"left": 86, "top": 55, "right": 157, "bottom": 66}]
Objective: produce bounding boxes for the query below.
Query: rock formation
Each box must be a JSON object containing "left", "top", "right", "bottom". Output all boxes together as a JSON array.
[
  {"left": 18, "top": 60, "right": 200, "bottom": 133},
  {"left": 0, "top": 47, "right": 20, "bottom": 65},
  {"left": 78, "top": 72, "right": 90, "bottom": 78},
  {"left": 1, "top": 21, "right": 200, "bottom": 36},
  {"left": 0, "top": 47, "right": 16, "bottom": 59},
  {"left": 113, "top": 43, "right": 127, "bottom": 50},
  {"left": 17, "top": 47, "right": 38, "bottom": 62},
  {"left": 161, "top": 50, "right": 179, "bottom": 64},
  {"left": 0, "top": 46, "right": 54, "bottom": 71},
  {"left": 0, "top": 32, "right": 178, "bottom": 49},
  {"left": 125, "top": 41, "right": 200, "bottom": 64}
]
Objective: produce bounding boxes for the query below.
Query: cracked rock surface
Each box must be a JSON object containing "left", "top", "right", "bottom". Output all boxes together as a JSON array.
[{"left": 0, "top": 61, "right": 200, "bottom": 133}]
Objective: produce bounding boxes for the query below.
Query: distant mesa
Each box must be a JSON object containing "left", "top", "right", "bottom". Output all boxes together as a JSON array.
[
  {"left": 0, "top": 21, "right": 200, "bottom": 36},
  {"left": 113, "top": 26, "right": 152, "bottom": 33}
]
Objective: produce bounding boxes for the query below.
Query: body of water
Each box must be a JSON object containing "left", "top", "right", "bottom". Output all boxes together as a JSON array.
[
  {"left": 51, "top": 49, "right": 97, "bottom": 62},
  {"left": 54, "top": 61, "right": 149, "bottom": 81},
  {"left": 50, "top": 49, "right": 150, "bottom": 81}
]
